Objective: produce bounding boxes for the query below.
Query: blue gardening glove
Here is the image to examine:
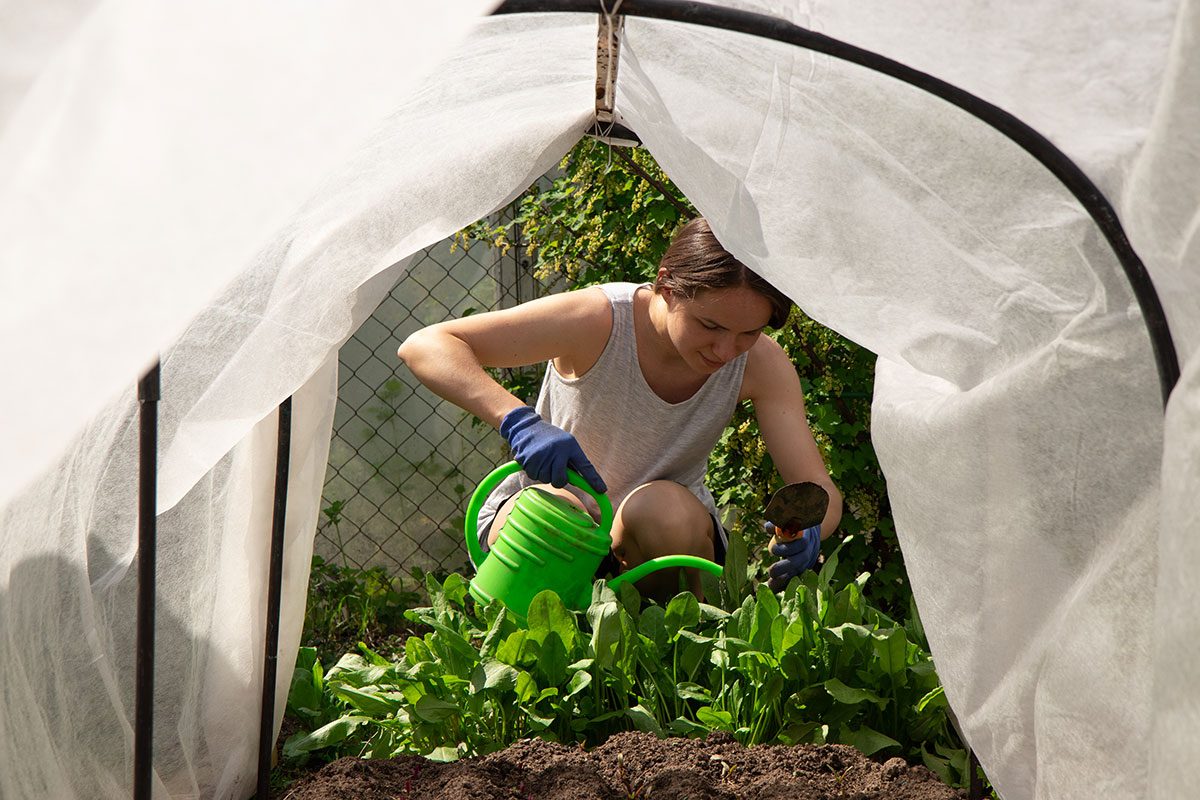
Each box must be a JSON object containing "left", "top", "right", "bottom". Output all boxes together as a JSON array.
[
  {"left": 765, "top": 523, "right": 822, "bottom": 591},
  {"left": 499, "top": 405, "right": 607, "bottom": 493}
]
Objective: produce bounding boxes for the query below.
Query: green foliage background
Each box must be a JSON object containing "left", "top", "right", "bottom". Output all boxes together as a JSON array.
[{"left": 461, "top": 140, "right": 909, "bottom": 614}]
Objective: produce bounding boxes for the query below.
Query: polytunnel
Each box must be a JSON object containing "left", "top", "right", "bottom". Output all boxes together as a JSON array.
[{"left": 1, "top": 0, "right": 1197, "bottom": 798}]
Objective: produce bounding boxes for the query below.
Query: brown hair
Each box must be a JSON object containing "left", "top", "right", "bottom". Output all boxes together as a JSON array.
[{"left": 654, "top": 218, "right": 792, "bottom": 328}]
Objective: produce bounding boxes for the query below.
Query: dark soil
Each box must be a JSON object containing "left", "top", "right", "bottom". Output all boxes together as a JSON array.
[{"left": 277, "top": 731, "right": 965, "bottom": 800}]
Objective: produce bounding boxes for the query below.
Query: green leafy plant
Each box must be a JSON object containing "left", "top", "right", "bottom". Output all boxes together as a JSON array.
[
  {"left": 282, "top": 550, "right": 969, "bottom": 788},
  {"left": 302, "top": 554, "right": 424, "bottom": 664}
]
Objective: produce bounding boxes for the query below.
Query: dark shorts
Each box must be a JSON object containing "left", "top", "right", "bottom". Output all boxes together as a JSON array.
[{"left": 479, "top": 492, "right": 728, "bottom": 578}]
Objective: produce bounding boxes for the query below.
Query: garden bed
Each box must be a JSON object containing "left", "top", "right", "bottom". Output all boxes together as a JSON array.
[
  {"left": 276, "top": 566, "right": 977, "bottom": 796},
  {"left": 278, "top": 731, "right": 964, "bottom": 799}
]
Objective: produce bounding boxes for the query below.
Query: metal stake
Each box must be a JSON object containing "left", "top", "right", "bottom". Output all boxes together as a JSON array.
[
  {"left": 257, "top": 397, "right": 292, "bottom": 799},
  {"left": 134, "top": 362, "right": 161, "bottom": 800}
]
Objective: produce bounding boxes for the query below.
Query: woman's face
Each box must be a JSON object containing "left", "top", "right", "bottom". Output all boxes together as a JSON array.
[{"left": 663, "top": 284, "right": 774, "bottom": 373}]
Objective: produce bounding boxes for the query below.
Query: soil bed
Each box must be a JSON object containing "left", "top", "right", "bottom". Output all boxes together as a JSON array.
[{"left": 279, "top": 731, "right": 965, "bottom": 800}]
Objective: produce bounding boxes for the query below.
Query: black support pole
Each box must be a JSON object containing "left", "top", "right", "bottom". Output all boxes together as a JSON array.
[
  {"left": 134, "top": 362, "right": 161, "bottom": 800},
  {"left": 257, "top": 397, "right": 293, "bottom": 800},
  {"left": 493, "top": 0, "right": 1181, "bottom": 407},
  {"left": 969, "top": 750, "right": 984, "bottom": 800}
]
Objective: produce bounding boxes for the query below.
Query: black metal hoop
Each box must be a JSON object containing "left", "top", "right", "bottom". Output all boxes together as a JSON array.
[{"left": 494, "top": 0, "right": 1181, "bottom": 408}]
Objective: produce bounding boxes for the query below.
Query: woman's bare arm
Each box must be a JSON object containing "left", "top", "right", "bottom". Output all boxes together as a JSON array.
[
  {"left": 396, "top": 287, "right": 612, "bottom": 428},
  {"left": 742, "top": 336, "right": 844, "bottom": 538}
]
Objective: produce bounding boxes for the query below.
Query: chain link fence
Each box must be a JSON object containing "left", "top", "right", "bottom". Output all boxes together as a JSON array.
[{"left": 317, "top": 204, "right": 562, "bottom": 575}]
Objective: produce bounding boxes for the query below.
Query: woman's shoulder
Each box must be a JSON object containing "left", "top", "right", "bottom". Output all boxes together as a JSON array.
[
  {"left": 740, "top": 334, "right": 791, "bottom": 401},
  {"left": 748, "top": 333, "right": 788, "bottom": 366},
  {"left": 543, "top": 286, "right": 618, "bottom": 378},
  {"left": 569, "top": 284, "right": 618, "bottom": 320}
]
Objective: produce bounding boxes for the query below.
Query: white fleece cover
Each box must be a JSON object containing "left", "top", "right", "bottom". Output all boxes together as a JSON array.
[{"left": 0, "top": 2, "right": 1196, "bottom": 797}]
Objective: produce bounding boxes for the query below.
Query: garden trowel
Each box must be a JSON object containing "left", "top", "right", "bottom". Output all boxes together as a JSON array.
[{"left": 763, "top": 481, "right": 829, "bottom": 540}]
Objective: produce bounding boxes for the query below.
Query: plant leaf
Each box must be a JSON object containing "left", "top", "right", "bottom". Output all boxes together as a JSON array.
[
  {"left": 565, "top": 669, "right": 593, "bottom": 699},
  {"left": 587, "top": 597, "right": 623, "bottom": 670},
  {"left": 638, "top": 605, "right": 668, "bottom": 656},
  {"left": 916, "top": 685, "right": 947, "bottom": 713},
  {"left": 330, "top": 684, "right": 402, "bottom": 717},
  {"left": 441, "top": 572, "right": 469, "bottom": 608},
  {"left": 527, "top": 590, "right": 579, "bottom": 654},
  {"left": 696, "top": 706, "right": 735, "bottom": 732},
  {"left": 676, "top": 682, "right": 713, "bottom": 703},
  {"left": 824, "top": 678, "right": 886, "bottom": 708},
  {"left": 667, "top": 717, "right": 711, "bottom": 736},
  {"left": 723, "top": 528, "right": 748, "bottom": 605},
  {"left": 475, "top": 659, "right": 520, "bottom": 692},
  {"left": 778, "top": 721, "right": 823, "bottom": 745},
  {"left": 413, "top": 694, "right": 459, "bottom": 723},
  {"left": 480, "top": 605, "right": 517, "bottom": 658},
  {"left": 427, "top": 745, "right": 461, "bottom": 762},
  {"left": 495, "top": 630, "right": 538, "bottom": 667},
  {"left": 626, "top": 704, "right": 664, "bottom": 735},
  {"left": 664, "top": 592, "right": 700, "bottom": 637},
  {"left": 282, "top": 715, "right": 369, "bottom": 757},
  {"left": 841, "top": 724, "right": 901, "bottom": 756},
  {"left": 527, "top": 591, "right": 577, "bottom": 647},
  {"left": 872, "top": 627, "right": 910, "bottom": 685}
]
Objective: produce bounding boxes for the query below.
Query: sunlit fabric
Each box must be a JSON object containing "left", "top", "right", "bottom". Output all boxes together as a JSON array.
[{"left": 0, "top": 2, "right": 1196, "bottom": 798}]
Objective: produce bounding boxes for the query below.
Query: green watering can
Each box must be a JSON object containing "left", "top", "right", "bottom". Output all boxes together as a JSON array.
[{"left": 465, "top": 461, "right": 723, "bottom": 619}]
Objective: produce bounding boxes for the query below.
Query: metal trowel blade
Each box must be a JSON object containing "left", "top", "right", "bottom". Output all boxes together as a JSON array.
[{"left": 763, "top": 481, "right": 829, "bottom": 534}]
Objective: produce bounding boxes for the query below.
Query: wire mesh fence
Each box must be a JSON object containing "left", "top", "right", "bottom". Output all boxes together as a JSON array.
[{"left": 317, "top": 204, "right": 562, "bottom": 575}]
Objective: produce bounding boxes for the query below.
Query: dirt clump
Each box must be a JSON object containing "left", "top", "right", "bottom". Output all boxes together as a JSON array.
[{"left": 278, "top": 731, "right": 965, "bottom": 800}]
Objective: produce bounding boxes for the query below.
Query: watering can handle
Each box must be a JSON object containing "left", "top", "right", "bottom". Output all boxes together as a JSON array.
[{"left": 465, "top": 460, "right": 615, "bottom": 571}]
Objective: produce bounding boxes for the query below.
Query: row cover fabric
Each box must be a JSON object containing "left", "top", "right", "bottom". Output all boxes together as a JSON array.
[
  {"left": 0, "top": 4, "right": 595, "bottom": 798},
  {"left": 617, "top": 8, "right": 1175, "bottom": 798},
  {"left": 0, "top": 2, "right": 1197, "bottom": 798},
  {"left": 0, "top": 0, "right": 499, "bottom": 508}
]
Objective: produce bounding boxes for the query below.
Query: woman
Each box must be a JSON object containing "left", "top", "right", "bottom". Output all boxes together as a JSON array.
[{"left": 397, "top": 218, "right": 842, "bottom": 599}]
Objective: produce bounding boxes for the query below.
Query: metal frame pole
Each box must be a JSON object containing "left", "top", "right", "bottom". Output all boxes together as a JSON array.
[
  {"left": 134, "top": 362, "right": 161, "bottom": 800},
  {"left": 257, "top": 397, "right": 293, "bottom": 799}
]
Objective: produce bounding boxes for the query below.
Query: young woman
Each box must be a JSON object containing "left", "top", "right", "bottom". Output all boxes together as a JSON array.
[{"left": 397, "top": 218, "right": 842, "bottom": 599}]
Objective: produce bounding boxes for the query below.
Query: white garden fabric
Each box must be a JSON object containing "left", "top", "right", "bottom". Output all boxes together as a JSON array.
[{"left": 0, "top": 2, "right": 1196, "bottom": 798}]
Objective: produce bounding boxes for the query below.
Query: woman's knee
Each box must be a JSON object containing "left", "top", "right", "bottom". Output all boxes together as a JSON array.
[{"left": 616, "top": 481, "right": 713, "bottom": 555}]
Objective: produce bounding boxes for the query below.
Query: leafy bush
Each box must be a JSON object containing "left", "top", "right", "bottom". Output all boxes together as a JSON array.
[
  {"left": 283, "top": 544, "right": 968, "bottom": 787},
  {"left": 460, "top": 140, "right": 689, "bottom": 286}
]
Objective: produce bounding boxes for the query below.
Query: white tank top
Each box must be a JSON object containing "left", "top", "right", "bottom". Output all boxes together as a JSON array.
[{"left": 478, "top": 283, "right": 748, "bottom": 530}]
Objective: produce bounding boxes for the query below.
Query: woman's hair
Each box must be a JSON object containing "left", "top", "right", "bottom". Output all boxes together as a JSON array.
[{"left": 654, "top": 218, "right": 793, "bottom": 328}]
